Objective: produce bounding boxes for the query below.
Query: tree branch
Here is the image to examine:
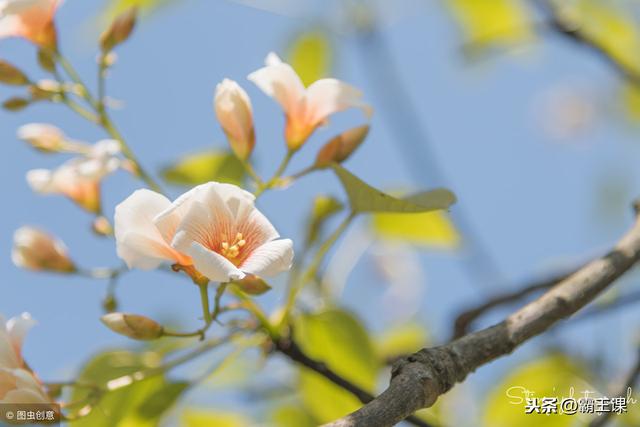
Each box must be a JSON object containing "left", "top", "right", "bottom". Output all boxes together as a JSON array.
[
  {"left": 324, "top": 200, "right": 640, "bottom": 427},
  {"left": 451, "top": 268, "right": 575, "bottom": 339},
  {"left": 273, "top": 336, "right": 434, "bottom": 427}
]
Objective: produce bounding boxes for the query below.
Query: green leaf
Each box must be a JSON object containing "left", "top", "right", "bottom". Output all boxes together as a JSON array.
[
  {"left": 449, "top": 0, "right": 533, "bottom": 50},
  {"left": 70, "top": 350, "right": 172, "bottom": 427},
  {"left": 161, "top": 150, "right": 245, "bottom": 186},
  {"left": 287, "top": 31, "right": 332, "bottom": 87},
  {"left": 554, "top": 0, "right": 640, "bottom": 76},
  {"left": 270, "top": 404, "right": 317, "bottom": 427},
  {"left": 294, "top": 308, "right": 378, "bottom": 423},
  {"left": 371, "top": 210, "right": 460, "bottom": 249},
  {"left": 305, "top": 195, "right": 344, "bottom": 246},
  {"left": 181, "top": 408, "right": 251, "bottom": 427},
  {"left": 332, "top": 164, "right": 456, "bottom": 213},
  {"left": 137, "top": 382, "right": 189, "bottom": 419},
  {"left": 483, "top": 353, "right": 592, "bottom": 427}
]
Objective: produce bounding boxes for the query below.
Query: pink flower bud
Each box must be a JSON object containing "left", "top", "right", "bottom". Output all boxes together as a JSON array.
[
  {"left": 101, "top": 313, "right": 163, "bottom": 340},
  {"left": 214, "top": 79, "right": 255, "bottom": 160},
  {"left": 11, "top": 227, "right": 75, "bottom": 273}
]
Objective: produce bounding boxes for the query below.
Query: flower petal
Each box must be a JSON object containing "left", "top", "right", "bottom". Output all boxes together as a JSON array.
[
  {"left": 115, "top": 189, "right": 185, "bottom": 268},
  {"left": 248, "top": 52, "right": 305, "bottom": 115},
  {"left": 179, "top": 238, "right": 244, "bottom": 282},
  {"left": 304, "top": 78, "right": 372, "bottom": 127},
  {"left": 240, "top": 239, "right": 294, "bottom": 277},
  {"left": 6, "top": 313, "right": 35, "bottom": 355}
]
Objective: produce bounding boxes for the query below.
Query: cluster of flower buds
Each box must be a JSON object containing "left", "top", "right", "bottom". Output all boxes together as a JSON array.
[{"left": 213, "top": 52, "right": 372, "bottom": 163}]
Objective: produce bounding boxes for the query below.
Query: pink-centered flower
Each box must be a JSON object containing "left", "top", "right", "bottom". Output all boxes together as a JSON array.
[
  {"left": 26, "top": 139, "right": 121, "bottom": 213},
  {"left": 248, "top": 52, "right": 372, "bottom": 150},
  {"left": 0, "top": 313, "right": 52, "bottom": 405},
  {"left": 214, "top": 78, "right": 255, "bottom": 160},
  {"left": 0, "top": 0, "right": 61, "bottom": 48},
  {"left": 114, "top": 182, "right": 294, "bottom": 282}
]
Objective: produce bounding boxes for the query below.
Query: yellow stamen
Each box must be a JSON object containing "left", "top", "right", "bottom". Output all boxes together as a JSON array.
[{"left": 220, "top": 232, "right": 245, "bottom": 260}]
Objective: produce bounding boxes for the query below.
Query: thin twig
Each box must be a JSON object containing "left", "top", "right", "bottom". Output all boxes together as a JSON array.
[
  {"left": 273, "top": 335, "right": 434, "bottom": 427},
  {"left": 451, "top": 268, "right": 576, "bottom": 339},
  {"left": 590, "top": 347, "right": 640, "bottom": 427}
]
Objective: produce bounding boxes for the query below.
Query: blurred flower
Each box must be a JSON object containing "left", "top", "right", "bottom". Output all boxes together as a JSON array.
[
  {"left": 17, "top": 123, "right": 88, "bottom": 153},
  {"left": 0, "top": 313, "right": 52, "bottom": 405},
  {"left": 11, "top": 226, "right": 75, "bottom": 273},
  {"left": 26, "top": 139, "right": 121, "bottom": 213},
  {"left": 115, "top": 182, "right": 294, "bottom": 282},
  {"left": 214, "top": 78, "right": 255, "bottom": 160},
  {"left": 100, "top": 313, "right": 163, "bottom": 340},
  {"left": 534, "top": 84, "right": 598, "bottom": 141},
  {"left": 0, "top": 0, "right": 61, "bottom": 48},
  {"left": 248, "top": 52, "right": 371, "bottom": 150},
  {"left": 0, "top": 313, "right": 36, "bottom": 369}
]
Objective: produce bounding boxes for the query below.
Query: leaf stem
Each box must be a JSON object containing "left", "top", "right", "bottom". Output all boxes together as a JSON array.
[
  {"left": 279, "top": 211, "right": 357, "bottom": 330},
  {"left": 254, "top": 149, "right": 294, "bottom": 198}
]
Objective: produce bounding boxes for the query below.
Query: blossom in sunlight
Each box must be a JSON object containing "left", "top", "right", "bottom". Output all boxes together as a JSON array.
[
  {"left": 214, "top": 78, "right": 255, "bottom": 160},
  {"left": 0, "top": 0, "right": 61, "bottom": 48},
  {"left": 0, "top": 313, "right": 52, "bottom": 405},
  {"left": 114, "top": 182, "right": 294, "bottom": 283},
  {"left": 26, "top": 139, "right": 121, "bottom": 213},
  {"left": 17, "top": 123, "right": 89, "bottom": 153},
  {"left": 12, "top": 226, "right": 75, "bottom": 273},
  {"left": 248, "top": 52, "right": 372, "bottom": 150}
]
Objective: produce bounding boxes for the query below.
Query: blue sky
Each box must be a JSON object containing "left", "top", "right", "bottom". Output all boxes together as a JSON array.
[{"left": 2, "top": 0, "right": 640, "bottom": 423}]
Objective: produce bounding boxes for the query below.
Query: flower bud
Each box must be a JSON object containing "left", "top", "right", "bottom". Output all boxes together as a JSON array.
[
  {"left": 92, "top": 216, "right": 113, "bottom": 237},
  {"left": 3, "top": 97, "right": 30, "bottom": 112},
  {"left": 100, "top": 313, "right": 163, "bottom": 340},
  {"left": 100, "top": 8, "right": 137, "bottom": 52},
  {"left": 232, "top": 274, "right": 271, "bottom": 295},
  {"left": 314, "top": 125, "right": 369, "bottom": 168},
  {"left": 0, "top": 60, "right": 29, "bottom": 86},
  {"left": 11, "top": 227, "right": 76, "bottom": 273},
  {"left": 17, "top": 123, "right": 65, "bottom": 153},
  {"left": 214, "top": 79, "right": 255, "bottom": 160}
]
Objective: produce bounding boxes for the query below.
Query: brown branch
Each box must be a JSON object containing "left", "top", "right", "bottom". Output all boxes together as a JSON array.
[
  {"left": 590, "top": 347, "right": 640, "bottom": 427},
  {"left": 451, "top": 268, "right": 575, "bottom": 339},
  {"left": 323, "top": 200, "right": 640, "bottom": 427},
  {"left": 273, "top": 336, "right": 434, "bottom": 427}
]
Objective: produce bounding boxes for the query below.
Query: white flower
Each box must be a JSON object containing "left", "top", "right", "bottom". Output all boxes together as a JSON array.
[
  {"left": 27, "top": 139, "right": 121, "bottom": 213},
  {"left": 248, "top": 52, "right": 372, "bottom": 150},
  {"left": 0, "top": 313, "right": 35, "bottom": 370},
  {"left": 214, "top": 78, "right": 255, "bottom": 160},
  {"left": 114, "top": 182, "right": 294, "bottom": 282},
  {"left": 0, "top": 0, "right": 61, "bottom": 48}
]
